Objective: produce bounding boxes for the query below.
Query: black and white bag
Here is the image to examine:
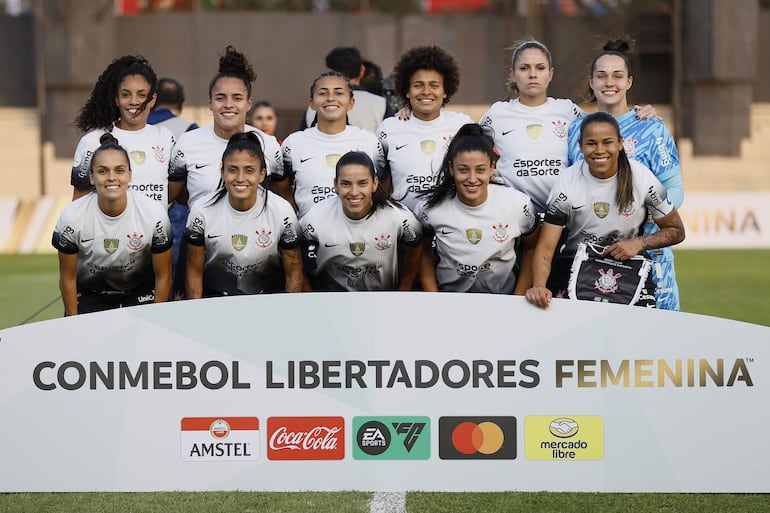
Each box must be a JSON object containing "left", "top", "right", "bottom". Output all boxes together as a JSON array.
[{"left": 567, "top": 242, "right": 655, "bottom": 307}]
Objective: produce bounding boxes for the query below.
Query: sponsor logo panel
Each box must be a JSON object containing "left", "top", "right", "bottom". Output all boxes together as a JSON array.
[
  {"left": 267, "top": 416, "right": 345, "bottom": 460},
  {"left": 439, "top": 416, "right": 516, "bottom": 460},
  {"left": 180, "top": 416, "right": 259, "bottom": 461},
  {"left": 353, "top": 416, "right": 430, "bottom": 460},
  {"left": 524, "top": 416, "right": 603, "bottom": 460}
]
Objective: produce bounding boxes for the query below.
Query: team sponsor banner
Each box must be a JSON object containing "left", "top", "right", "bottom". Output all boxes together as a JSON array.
[
  {"left": 0, "top": 293, "right": 768, "bottom": 492},
  {"left": 677, "top": 191, "right": 770, "bottom": 248}
]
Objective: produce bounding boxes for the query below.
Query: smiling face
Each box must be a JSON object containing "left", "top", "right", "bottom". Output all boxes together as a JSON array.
[
  {"left": 310, "top": 75, "right": 354, "bottom": 127},
  {"left": 407, "top": 69, "right": 447, "bottom": 121},
  {"left": 335, "top": 163, "right": 378, "bottom": 220},
  {"left": 114, "top": 74, "right": 155, "bottom": 131},
  {"left": 579, "top": 120, "right": 624, "bottom": 179},
  {"left": 209, "top": 76, "right": 252, "bottom": 139},
  {"left": 510, "top": 47, "right": 554, "bottom": 106},
  {"left": 589, "top": 54, "right": 633, "bottom": 116},
  {"left": 449, "top": 150, "right": 494, "bottom": 207},
  {"left": 90, "top": 148, "right": 131, "bottom": 211},
  {"left": 222, "top": 149, "right": 266, "bottom": 211}
]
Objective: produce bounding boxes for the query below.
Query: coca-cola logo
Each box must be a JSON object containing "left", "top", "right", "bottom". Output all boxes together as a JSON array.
[{"left": 267, "top": 417, "right": 345, "bottom": 460}]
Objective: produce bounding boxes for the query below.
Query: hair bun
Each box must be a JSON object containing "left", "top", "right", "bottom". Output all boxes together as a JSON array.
[
  {"left": 603, "top": 38, "right": 632, "bottom": 54},
  {"left": 99, "top": 132, "right": 119, "bottom": 146},
  {"left": 218, "top": 45, "right": 257, "bottom": 83}
]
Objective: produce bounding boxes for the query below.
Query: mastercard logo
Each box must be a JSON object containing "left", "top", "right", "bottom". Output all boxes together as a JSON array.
[{"left": 439, "top": 416, "right": 516, "bottom": 460}]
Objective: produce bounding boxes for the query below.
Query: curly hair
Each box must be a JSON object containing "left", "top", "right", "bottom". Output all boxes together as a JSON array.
[
  {"left": 208, "top": 45, "right": 257, "bottom": 99},
  {"left": 584, "top": 36, "right": 635, "bottom": 103},
  {"left": 393, "top": 45, "right": 460, "bottom": 107},
  {"left": 74, "top": 55, "right": 157, "bottom": 132}
]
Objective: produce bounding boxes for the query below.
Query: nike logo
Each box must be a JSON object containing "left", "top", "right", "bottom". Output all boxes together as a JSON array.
[
  {"left": 502, "top": 129, "right": 516, "bottom": 136},
  {"left": 324, "top": 243, "right": 340, "bottom": 247},
  {"left": 300, "top": 157, "right": 314, "bottom": 163},
  {"left": 571, "top": 205, "right": 585, "bottom": 210},
  {"left": 81, "top": 238, "right": 94, "bottom": 243},
  {"left": 207, "top": 234, "right": 221, "bottom": 238},
  {"left": 439, "top": 229, "right": 453, "bottom": 235},
  {"left": 193, "top": 164, "right": 207, "bottom": 169},
  {"left": 395, "top": 144, "right": 408, "bottom": 150}
]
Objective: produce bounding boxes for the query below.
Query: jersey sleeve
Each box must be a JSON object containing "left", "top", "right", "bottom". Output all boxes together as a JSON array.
[
  {"left": 261, "top": 132, "right": 285, "bottom": 181},
  {"left": 51, "top": 204, "right": 80, "bottom": 254},
  {"left": 649, "top": 122, "right": 684, "bottom": 208},
  {"left": 71, "top": 135, "right": 97, "bottom": 189},
  {"left": 298, "top": 210, "right": 319, "bottom": 247},
  {"left": 281, "top": 137, "right": 296, "bottom": 182},
  {"left": 567, "top": 118, "right": 584, "bottom": 166},
  {"left": 643, "top": 172, "right": 675, "bottom": 219},
  {"left": 543, "top": 177, "right": 571, "bottom": 226},
  {"left": 373, "top": 138, "right": 388, "bottom": 181},
  {"left": 396, "top": 205, "right": 423, "bottom": 247},
  {"left": 183, "top": 206, "right": 206, "bottom": 246},
  {"left": 168, "top": 137, "right": 189, "bottom": 183},
  {"left": 277, "top": 201, "right": 301, "bottom": 250},
  {"left": 517, "top": 192, "right": 538, "bottom": 235},
  {"left": 150, "top": 205, "right": 173, "bottom": 254}
]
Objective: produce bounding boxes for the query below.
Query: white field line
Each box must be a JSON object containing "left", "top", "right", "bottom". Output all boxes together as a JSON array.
[{"left": 369, "top": 491, "right": 407, "bottom": 513}]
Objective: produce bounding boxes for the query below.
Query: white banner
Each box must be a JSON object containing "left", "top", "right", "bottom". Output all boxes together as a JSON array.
[
  {"left": 678, "top": 191, "right": 770, "bottom": 248},
  {"left": 0, "top": 293, "right": 767, "bottom": 493}
]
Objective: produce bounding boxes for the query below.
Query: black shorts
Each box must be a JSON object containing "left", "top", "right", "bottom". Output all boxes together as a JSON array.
[{"left": 76, "top": 286, "right": 156, "bottom": 314}]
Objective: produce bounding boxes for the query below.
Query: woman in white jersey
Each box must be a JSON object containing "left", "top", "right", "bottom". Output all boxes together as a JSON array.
[
  {"left": 53, "top": 134, "right": 172, "bottom": 315},
  {"left": 71, "top": 56, "right": 174, "bottom": 205},
  {"left": 567, "top": 38, "right": 685, "bottom": 311},
  {"left": 416, "top": 124, "right": 539, "bottom": 294},
  {"left": 184, "top": 132, "right": 303, "bottom": 297},
  {"left": 525, "top": 112, "right": 685, "bottom": 309},
  {"left": 376, "top": 46, "right": 474, "bottom": 212},
  {"left": 281, "top": 72, "right": 385, "bottom": 218},
  {"left": 299, "top": 151, "right": 422, "bottom": 291}
]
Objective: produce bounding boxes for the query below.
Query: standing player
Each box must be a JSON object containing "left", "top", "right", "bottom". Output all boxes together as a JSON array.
[
  {"left": 72, "top": 55, "right": 174, "bottom": 206},
  {"left": 299, "top": 152, "right": 422, "bottom": 291},
  {"left": 377, "top": 45, "right": 474, "bottom": 213},
  {"left": 247, "top": 100, "right": 279, "bottom": 140},
  {"left": 184, "top": 133, "right": 303, "bottom": 297},
  {"left": 415, "top": 124, "right": 539, "bottom": 294},
  {"left": 567, "top": 38, "right": 685, "bottom": 311},
  {"left": 53, "top": 134, "right": 172, "bottom": 315},
  {"left": 281, "top": 72, "right": 386, "bottom": 218}
]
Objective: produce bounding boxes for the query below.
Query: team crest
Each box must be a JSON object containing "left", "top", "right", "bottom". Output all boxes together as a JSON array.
[
  {"left": 595, "top": 268, "right": 622, "bottom": 294},
  {"left": 374, "top": 233, "right": 392, "bottom": 250},
  {"left": 593, "top": 202, "right": 610, "bottom": 219},
  {"left": 420, "top": 139, "right": 436, "bottom": 156},
  {"left": 466, "top": 228, "right": 482, "bottom": 245},
  {"left": 103, "top": 238, "right": 119, "bottom": 254},
  {"left": 623, "top": 138, "right": 638, "bottom": 157},
  {"left": 255, "top": 229, "right": 273, "bottom": 249},
  {"left": 620, "top": 203, "right": 636, "bottom": 218},
  {"left": 326, "top": 154, "right": 342, "bottom": 168},
  {"left": 350, "top": 242, "right": 366, "bottom": 256},
  {"left": 130, "top": 151, "right": 146, "bottom": 165},
  {"left": 492, "top": 223, "right": 509, "bottom": 243},
  {"left": 231, "top": 234, "right": 247, "bottom": 251},
  {"left": 126, "top": 232, "right": 145, "bottom": 251},
  {"left": 526, "top": 124, "right": 542, "bottom": 140},
  {"left": 152, "top": 145, "right": 166, "bottom": 163},
  {"left": 552, "top": 120, "right": 568, "bottom": 139}
]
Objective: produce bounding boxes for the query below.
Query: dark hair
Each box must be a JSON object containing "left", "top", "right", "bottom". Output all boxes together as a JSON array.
[
  {"left": 360, "top": 59, "right": 384, "bottom": 96},
  {"left": 74, "top": 55, "right": 157, "bottom": 132},
  {"left": 394, "top": 45, "right": 460, "bottom": 107},
  {"left": 506, "top": 39, "right": 553, "bottom": 97},
  {"left": 155, "top": 77, "right": 185, "bottom": 110},
  {"left": 208, "top": 45, "right": 256, "bottom": 99},
  {"left": 325, "top": 47, "right": 363, "bottom": 80},
  {"left": 90, "top": 133, "right": 131, "bottom": 174},
  {"left": 247, "top": 100, "right": 276, "bottom": 125},
  {"left": 334, "top": 151, "right": 393, "bottom": 219},
  {"left": 585, "top": 38, "right": 635, "bottom": 102},
  {"left": 309, "top": 71, "right": 353, "bottom": 99},
  {"left": 208, "top": 132, "right": 268, "bottom": 213},
  {"left": 578, "top": 111, "right": 634, "bottom": 213},
  {"left": 422, "top": 123, "right": 498, "bottom": 208}
]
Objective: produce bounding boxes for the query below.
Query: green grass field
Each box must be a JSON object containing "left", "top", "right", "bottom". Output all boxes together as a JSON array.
[{"left": 1, "top": 250, "right": 768, "bottom": 512}]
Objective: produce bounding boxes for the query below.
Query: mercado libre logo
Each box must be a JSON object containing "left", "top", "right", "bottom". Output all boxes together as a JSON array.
[
  {"left": 353, "top": 416, "right": 430, "bottom": 460},
  {"left": 180, "top": 417, "right": 259, "bottom": 462},
  {"left": 524, "top": 416, "right": 604, "bottom": 461},
  {"left": 438, "top": 416, "right": 516, "bottom": 460}
]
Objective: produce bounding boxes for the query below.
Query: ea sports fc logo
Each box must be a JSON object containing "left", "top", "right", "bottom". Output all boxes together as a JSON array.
[{"left": 439, "top": 416, "right": 517, "bottom": 460}]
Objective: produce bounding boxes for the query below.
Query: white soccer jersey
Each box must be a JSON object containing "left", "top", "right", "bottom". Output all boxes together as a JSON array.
[
  {"left": 415, "top": 185, "right": 537, "bottom": 294},
  {"left": 299, "top": 197, "right": 422, "bottom": 291},
  {"left": 52, "top": 189, "right": 172, "bottom": 294},
  {"left": 544, "top": 159, "right": 675, "bottom": 256},
  {"left": 282, "top": 125, "right": 386, "bottom": 217},
  {"left": 71, "top": 124, "right": 175, "bottom": 205},
  {"left": 169, "top": 124, "right": 283, "bottom": 207},
  {"left": 184, "top": 188, "right": 300, "bottom": 295},
  {"left": 480, "top": 98, "right": 583, "bottom": 213},
  {"left": 377, "top": 110, "right": 474, "bottom": 212}
]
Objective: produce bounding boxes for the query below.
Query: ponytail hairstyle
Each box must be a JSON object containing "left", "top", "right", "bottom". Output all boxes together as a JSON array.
[
  {"left": 585, "top": 36, "right": 635, "bottom": 102},
  {"left": 90, "top": 133, "right": 131, "bottom": 174},
  {"left": 208, "top": 45, "right": 257, "bottom": 99},
  {"left": 334, "top": 151, "right": 393, "bottom": 219},
  {"left": 75, "top": 55, "right": 157, "bottom": 132},
  {"left": 578, "top": 111, "right": 634, "bottom": 213},
  {"left": 208, "top": 132, "right": 268, "bottom": 214},
  {"left": 393, "top": 45, "right": 460, "bottom": 107},
  {"left": 422, "top": 123, "right": 498, "bottom": 209},
  {"left": 506, "top": 39, "right": 553, "bottom": 98}
]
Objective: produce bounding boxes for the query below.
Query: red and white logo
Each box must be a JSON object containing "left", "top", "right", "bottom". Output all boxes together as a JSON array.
[
  {"left": 180, "top": 417, "right": 259, "bottom": 462},
  {"left": 267, "top": 416, "right": 344, "bottom": 460}
]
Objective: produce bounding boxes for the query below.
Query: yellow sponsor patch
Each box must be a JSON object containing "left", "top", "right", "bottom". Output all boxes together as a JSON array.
[{"left": 524, "top": 416, "right": 603, "bottom": 460}]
